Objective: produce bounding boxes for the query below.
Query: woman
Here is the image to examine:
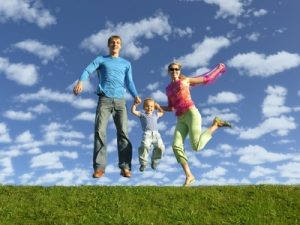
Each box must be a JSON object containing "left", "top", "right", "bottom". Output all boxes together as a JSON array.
[{"left": 161, "top": 62, "right": 232, "bottom": 186}]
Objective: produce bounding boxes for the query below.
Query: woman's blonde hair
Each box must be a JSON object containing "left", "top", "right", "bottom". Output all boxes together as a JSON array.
[{"left": 168, "top": 62, "right": 182, "bottom": 71}]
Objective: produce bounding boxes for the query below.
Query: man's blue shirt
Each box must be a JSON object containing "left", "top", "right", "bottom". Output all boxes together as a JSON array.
[{"left": 79, "top": 55, "right": 138, "bottom": 98}]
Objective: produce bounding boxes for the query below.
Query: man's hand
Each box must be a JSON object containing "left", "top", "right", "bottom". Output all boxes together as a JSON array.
[
  {"left": 73, "top": 81, "right": 83, "bottom": 96},
  {"left": 134, "top": 96, "right": 142, "bottom": 105}
]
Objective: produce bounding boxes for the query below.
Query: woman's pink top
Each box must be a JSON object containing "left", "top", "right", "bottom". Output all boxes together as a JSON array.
[{"left": 166, "top": 79, "right": 194, "bottom": 117}]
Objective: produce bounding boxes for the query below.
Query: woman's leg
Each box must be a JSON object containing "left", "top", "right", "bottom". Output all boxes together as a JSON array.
[
  {"left": 181, "top": 161, "right": 195, "bottom": 186},
  {"left": 186, "top": 108, "right": 213, "bottom": 151}
]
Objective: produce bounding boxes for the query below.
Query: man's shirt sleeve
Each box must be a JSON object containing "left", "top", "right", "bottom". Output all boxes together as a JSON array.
[
  {"left": 79, "top": 56, "right": 102, "bottom": 81},
  {"left": 125, "top": 62, "right": 138, "bottom": 98}
]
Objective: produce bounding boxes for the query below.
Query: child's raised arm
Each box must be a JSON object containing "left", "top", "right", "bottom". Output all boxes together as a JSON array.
[
  {"left": 131, "top": 102, "right": 141, "bottom": 117},
  {"left": 155, "top": 103, "right": 165, "bottom": 118}
]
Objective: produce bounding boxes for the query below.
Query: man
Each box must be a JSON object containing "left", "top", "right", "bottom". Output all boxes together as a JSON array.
[{"left": 73, "top": 35, "right": 141, "bottom": 178}]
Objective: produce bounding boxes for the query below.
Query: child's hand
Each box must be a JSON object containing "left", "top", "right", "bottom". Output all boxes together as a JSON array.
[{"left": 154, "top": 103, "right": 160, "bottom": 110}]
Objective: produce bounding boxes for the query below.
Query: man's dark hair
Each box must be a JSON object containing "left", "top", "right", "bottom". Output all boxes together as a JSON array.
[{"left": 107, "top": 35, "right": 122, "bottom": 45}]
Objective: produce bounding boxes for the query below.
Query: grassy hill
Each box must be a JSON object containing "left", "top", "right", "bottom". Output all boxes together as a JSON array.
[{"left": 0, "top": 185, "right": 299, "bottom": 225}]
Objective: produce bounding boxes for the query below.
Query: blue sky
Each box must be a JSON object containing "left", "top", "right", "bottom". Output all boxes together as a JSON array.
[{"left": 1, "top": 0, "right": 300, "bottom": 186}]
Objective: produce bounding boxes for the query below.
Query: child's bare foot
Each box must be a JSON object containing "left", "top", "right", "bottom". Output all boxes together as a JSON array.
[{"left": 183, "top": 176, "right": 195, "bottom": 187}]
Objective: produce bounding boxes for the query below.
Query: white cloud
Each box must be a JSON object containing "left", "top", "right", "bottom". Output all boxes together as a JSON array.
[
  {"left": 201, "top": 107, "right": 240, "bottom": 125},
  {"left": 176, "top": 36, "right": 230, "bottom": 69},
  {"left": 173, "top": 27, "right": 193, "bottom": 37},
  {"left": 80, "top": 13, "right": 172, "bottom": 60},
  {"left": 146, "top": 82, "right": 160, "bottom": 91},
  {"left": 236, "top": 145, "right": 290, "bottom": 165},
  {"left": 0, "top": 57, "right": 39, "bottom": 86},
  {"left": 239, "top": 116, "right": 296, "bottom": 139},
  {"left": 127, "top": 119, "right": 138, "bottom": 133},
  {"left": 253, "top": 9, "right": 267, "bottom": 17},
  {"left": 202, "top": 166, "right": 227, "bottom": 178},
  {"left": 278, "top": 162, "right": 300, "bottom": 179},
  {"left": 41, "top": 122, "right": 85, "bottom": 145},
  {"left": 249, "top": 166, "right": 277, "bottom": 178},
  {"left": 227, "top": 51, "right": 300, "bottom": 77},
  {"left": 28, "top": 104, "right": 51, "bottom": 114},
  {"left": 30, "top": 151, "right": 78, "bottom": 169},
  {"left": 0, "top": 157, "right": 14, "bottom": 183},
  {"left": 16, "top": 87, "right": 97, "bottom": 109},
  {"left": 207, "top": 91, "right": 244, "bottom": 104},
  {"left": 73, "top": 112, "right": 95, "bottom": 123},
  {"left": 33, "top": 168, "right": 92, "bottom": 185},
  {"left": 15, "top": 130, "right": 34, "bottom": 143},
  {"left": 202, "top": 0, "right": 244, "bottom": 18},
  {"left": 0, "top": 0, "right": 56, "bottom": 28},
  {"left": 246, "top": 32, "right": 260, "bottom": 41},
  {"left": 262, "top": 85, "right": 291, "bottom": 118},
  {"left": 200, "top": 148, "right": 218, "bottom": 157},
  {"left": 13, "top": 39, "right": 62, "bottom": 64},
  {"left": 0, "top": 122, "right": 11, "bottom": 143},
  {"left": 150, "top": 90, "right": 168, "bottom": 103},
  {"left": 3, "top": 110, "right": 35, "bottom": 121}
]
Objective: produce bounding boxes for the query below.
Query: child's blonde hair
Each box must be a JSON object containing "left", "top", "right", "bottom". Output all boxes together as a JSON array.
[{"left": 143, "top": 98, "right": 155, "bottom": 109}]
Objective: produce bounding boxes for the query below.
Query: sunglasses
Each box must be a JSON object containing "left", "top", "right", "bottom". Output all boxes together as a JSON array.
[{"left": 169, "top": 68, "right": 180, "bottom": 71}]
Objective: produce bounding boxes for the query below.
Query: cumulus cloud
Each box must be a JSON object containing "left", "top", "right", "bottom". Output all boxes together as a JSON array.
[
  {"left": 146, "top": 82, "right": 160, "bottom": 91},
  {"left": 249, "top": 166, "right": 277, "bottom": 178},
  {"left": 246, "top": 32, "right": 260, "bottom": 41},
  {"left": 16, "top": 87, "right": 97, "bottom": 109},
  {"left": 28, "top": 104, "right": 51, "bottom": 114},
  {"left": 202, "top": 0, "right": 244, "bottom": 18},
  {"left": 0, "top": 157, "right": 14, "bottom": 183},
  {"left": 277, "top": 162, "right": 300, "bottom": 179},
  {"left": 173, "top": 27, "right": 193, "bottom": 37},
  {"left": 13, "top": 39, "right": 62, "bottom": 64},
  {"left": 80, "top": 13, "right": 172, "bottom": 60},
  {"left": 207, "top": 91, "right": 244, "bottom": 104},
  {"left": 202, "top": 166, "right": 227, "bottom": 178},
  {"left": 73, "top": 112, "right": 95, "bottom": 122},
  {"left": 30, "top": 151, "right": 78, "bottom": 169},
  {"left": 33, "top": 169, "right": 92, "bottom": 185},
  {"left": 0, "top": 122, "right": 12, "bottom": 143},
  {"left": 227, "top": 51, "right": 300, "bottom": 77},
  {"left": 239, "top": 116, "right": 296, "bottom": 139},
  {"left": 15, "top": 130, "right": 34, "bottom": 143},
  {"left": 176, "top": 36, "right": 230, "bottom": 69},
  {"left": 201, "top": 107, "right": 240, "bottom": 125},
  {"left": 150, "top": 90, "right": 168, "bottom": 103},
  {"left": 237, "top": 145, "right": 291, "bottom": 165},
  {"left": 0, "top": 0, "right": 56, "bottom": 28},
  {"left": 0, "top": 57, "right": 39, "bottom": 86},
  {"left": 262, "top": 86, "right": 291, "bottom": 118},
  {"left": 3, "top": 110, "right": 35, "bottom": 121},
  {"left": 253, "top": 9, "right": 268, "bottom": 17},
  {"left": 41, "top": 122, "right": 85, "bottom": 146}
]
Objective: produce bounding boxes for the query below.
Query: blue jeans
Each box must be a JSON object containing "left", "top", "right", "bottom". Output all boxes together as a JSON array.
[{"left": 94, "top": 95, "right": 132, "bottom": 171}]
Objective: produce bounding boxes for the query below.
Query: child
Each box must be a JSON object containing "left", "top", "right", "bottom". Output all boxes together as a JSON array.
[{"left": 131, "top": 98, "right": 165, "bottom": 171}]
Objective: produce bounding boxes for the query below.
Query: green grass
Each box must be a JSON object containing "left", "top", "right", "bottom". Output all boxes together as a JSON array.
[{"left": 0, "top": 185, "right": 299, "bottom": 225}]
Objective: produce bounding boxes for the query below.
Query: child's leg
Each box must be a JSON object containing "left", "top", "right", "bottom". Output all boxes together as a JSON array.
[
  {"left": 151, "top": 133, "right": 165, "bottom": 169},
  {"left": 187, "top": 108, "right": 212, "bottom": 151},
  {"left": 138, "top": 131, "right": 151, "bottom": 168}
]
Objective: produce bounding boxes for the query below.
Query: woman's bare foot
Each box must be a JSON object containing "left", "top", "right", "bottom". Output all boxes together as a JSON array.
[{"left": 183, "top": 176, "right": 196, "bottom": 187}]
